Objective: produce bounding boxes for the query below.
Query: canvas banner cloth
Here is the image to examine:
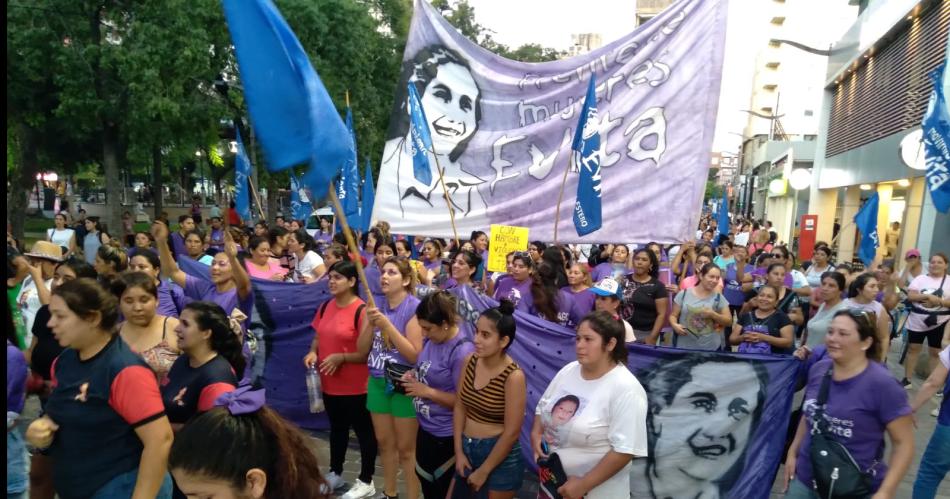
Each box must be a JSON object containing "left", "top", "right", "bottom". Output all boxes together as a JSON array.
[
  {"left": 373, "top": 0, "right": 727, "bottom": 243},
  {"left": 183, "top": 255, "right": 797, "bottom": 498}
]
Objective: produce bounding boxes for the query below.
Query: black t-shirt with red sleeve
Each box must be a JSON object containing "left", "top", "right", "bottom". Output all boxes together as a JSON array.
[
  {"left": 160, "top": 354, "right": 236, "bottom": 424},
  {"left": 45, "top": 335, "right": 166, "bottom": 499}
]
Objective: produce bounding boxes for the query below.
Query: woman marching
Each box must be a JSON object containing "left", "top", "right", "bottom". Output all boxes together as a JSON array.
[
  {"left": 443, "top": 249, "right": 482, "bottom": 291},
  {"left": 730, "top": 285, "right": 795, "bottom": 355},
  {"left": 453, "top": 300, "right": 526, "bottom": 497},
  {"left": 26, "top": 278, "right": 174, "bottom": 498},
  {"left": 620, "top": 248, "right": 669, "bottom": 345},
  {"left": 243, "top": 236, "right": 288, "bottom": 281},
  {"left": 128, "top": 249, "right": 188, "bottom": 318},
  {"left": 402, "top": 291, "right": 475, "bottom": 499},
  {"left": 590, "top": 244, "right": 630, "bottom": 282},
  {"left": 112, "top": 272, "right": 181, "bottom": 382},
  {"left": 843, "top": 273, "right": 892, "bottom": 363},
  {"left": 302, "top": 261, "right": 378, "bottom": 499},
  {"left": 560, "top": 263, "right": 596, "bottom": 330},
  {"left": 669, "top": 262, "right": 732, "bottom": 351},
  {"left": 359, "top": 257, "right": 423, "bottom": 499}
]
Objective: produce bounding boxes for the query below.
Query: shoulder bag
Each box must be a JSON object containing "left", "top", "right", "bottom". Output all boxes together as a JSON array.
[{"left": 808, "top": 368, "right": 874, "bottom": 498}]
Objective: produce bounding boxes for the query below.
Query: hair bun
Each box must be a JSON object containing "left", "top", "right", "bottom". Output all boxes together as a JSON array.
[{"left": 497, "top": 299, "right": 515, "bottom": 316}]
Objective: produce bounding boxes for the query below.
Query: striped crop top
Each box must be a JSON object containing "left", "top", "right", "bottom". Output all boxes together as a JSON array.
[{"left": 458, "top": 355, "right": 520, "bottom": 425}]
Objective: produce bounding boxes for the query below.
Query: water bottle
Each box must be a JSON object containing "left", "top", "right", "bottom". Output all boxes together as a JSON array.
[{"left": 306, "top": 365, "right": 325, "bottom": 413}]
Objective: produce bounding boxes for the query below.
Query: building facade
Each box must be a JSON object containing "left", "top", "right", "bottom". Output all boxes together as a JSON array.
[{"left": 808, "top": 0, "right": 949, "bottom": 265}]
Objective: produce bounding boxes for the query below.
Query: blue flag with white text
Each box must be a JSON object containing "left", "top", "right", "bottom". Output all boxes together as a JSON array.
[
  {"left": 360, "top": 158, "right": 376, "bottom": 233},
  {"left": 289, "top": 172, "right": 312, "bottom": 222},
  {"left": 407, "top": 84, "right": 434, "bottom": 186},
  {"left": 572, "top": 77, "right": 602, "bottom": 236},
  {"left": 335, "top": 107, "right": 361, "bottom": 230},
  {"left": 854, "top": 193, "right": 880, "bottom": 266},
  {"left": 718, "top": 191, "right": 730, "bottom": 238},
  {"left": 222, "top": 0, "right": 350, "bottom": 199},
  {"left": 234, "top": 128, "right": 252, "bottom": 222},
  {"left": 922, "top": 63, "right": 950, "bottom": 213}
]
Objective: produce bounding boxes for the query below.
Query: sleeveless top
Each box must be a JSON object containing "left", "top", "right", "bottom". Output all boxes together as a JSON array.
[
  {"left": 133, "top": 317, "right": 180, "bottom": 383},
  {"left": 458, "top": 355, "right": 520, "bottom": 425}
]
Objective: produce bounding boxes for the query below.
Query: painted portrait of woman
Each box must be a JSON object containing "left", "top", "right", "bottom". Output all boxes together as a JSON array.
[{"left": 380, "top": 44, "right": 488, "bottom": 220}]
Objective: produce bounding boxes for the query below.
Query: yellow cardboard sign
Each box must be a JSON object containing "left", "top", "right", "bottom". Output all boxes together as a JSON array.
[{"left": 487, "top": 224, "right": 529, "bottom": 273}]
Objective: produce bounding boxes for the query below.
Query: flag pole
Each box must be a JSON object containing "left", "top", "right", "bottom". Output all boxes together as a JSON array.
[
  {"left": 246, "top": 175, "right": 266, "bottom": 222},
  {"left": 430, "top": 153, "right": 461, "bottom": 249},
  {"left": 327, "top": 181, "right": 389, "bottom": 346},
  {"left": 552, "top": 157, "right": 572, "bottom": 245}
]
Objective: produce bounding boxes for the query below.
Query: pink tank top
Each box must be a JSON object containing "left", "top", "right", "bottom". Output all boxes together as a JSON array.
[{"left": 137, "top": 317, "right": 179, "bottom": 383}]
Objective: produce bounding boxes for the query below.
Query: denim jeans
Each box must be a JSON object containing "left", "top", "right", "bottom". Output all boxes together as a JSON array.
[
  {"left": 7, "top": 427, "right": 28, "bottom": 495},
  {"left": 90, "top": 469, "right": 173, "bottom": 499},
  {"left": 784, "top": 478, "right": 820, "bottom": 499},
  {"left": 459, "top": 435, "right": 524, "bottom": 492},
  {"left": 913, "top": 423, "right": 950, "bottom": 499}
]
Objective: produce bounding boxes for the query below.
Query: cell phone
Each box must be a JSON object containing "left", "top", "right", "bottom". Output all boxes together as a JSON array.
[{"left": 537, "top": 452, "right": 568, "bottom": 499}]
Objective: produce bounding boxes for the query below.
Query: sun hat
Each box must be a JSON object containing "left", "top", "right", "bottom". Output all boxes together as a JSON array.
[
  {"left": 590, "top": 278, "right": 622, "bottom": 299},
  {"left": 24, "top": 241, "right": 64, "bottom": 262}
]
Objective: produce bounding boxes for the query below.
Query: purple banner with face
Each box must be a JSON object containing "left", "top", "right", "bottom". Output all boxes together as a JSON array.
[
  {"left": 181, "top": 256, "right": 797, "bottom": 499},
  {"left": 373, "top": 0, "right": 727, "bottom": 243}
]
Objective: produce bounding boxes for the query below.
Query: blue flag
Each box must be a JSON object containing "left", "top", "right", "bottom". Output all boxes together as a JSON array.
[
  {"left": 406, "top": 83, "right": 434, "bottom": 186},
  {"left": 335, "top": 107, "right": 361, "bottom": 230},
  {"left": 234, "top": 127, "right": 252, "bottom": 222},
  {"left": 717, "top": 191, "right": 730, "bottom": 239},
  {"left": 222, "top": 0, "right": 350, "bottom": 199},
  {"left": 572, "top": 77, "right": 603, "bottom": 236},
  {"left": 360, "top": 158, "right": 376, "bottom": 233},
  {"left": 854, "top": 193, "right": 880, "bottom": 267},
  {"left": 922, "top": 63, "right": 950, "bottom": 213},
  {"left": 289, "top": 172, "right": 312, "bottom": 222}
]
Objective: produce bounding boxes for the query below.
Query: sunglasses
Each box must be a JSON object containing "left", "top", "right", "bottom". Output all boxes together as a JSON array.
[
  {"left": 842, "top": 308, "right": 873, "bottom": 325},
  {"left": 770, "top": 253, "right": 785, "bottom": 258}
]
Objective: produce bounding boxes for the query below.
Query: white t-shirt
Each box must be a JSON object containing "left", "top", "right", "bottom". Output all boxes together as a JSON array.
[
  {"left": 536, "top": 361, "right": 648, "bottom": 498},
  {"left": 291, "top": 251, "right": 324, "bottom": 282},
  {"left": 906, "top": 273, "right": 950, "bottom": 331},
  {"left": 47, "top": 228, "right": 75, "bottom": 249},
  {"left": 16, "top": 276, "right": 53, "bottom": 346}
]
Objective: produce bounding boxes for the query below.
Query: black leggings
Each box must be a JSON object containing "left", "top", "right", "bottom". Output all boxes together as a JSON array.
[
  {"left": 324, "top": 393, "right": 378, "bottom": 483},
  {"left": 415, "top": 427, "right": 456, "bottom": 499}
]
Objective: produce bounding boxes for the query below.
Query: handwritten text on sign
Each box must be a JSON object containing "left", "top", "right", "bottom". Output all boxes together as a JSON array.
[{"left": 487, "top": 224, "right": 529, "bottom": 273}]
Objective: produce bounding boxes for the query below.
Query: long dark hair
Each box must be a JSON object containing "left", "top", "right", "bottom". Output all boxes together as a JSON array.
[
  {"left": 633, "top": 248, "right": 660, "bottom": 279},
  {"left": 183, "top": 301, "right": 246, "bottom": 379},
  {"left": 415, "top": 290, "right": 458, "bottom": 327},
  {"left": 169, "top": 405, "right": 327, "bottom": 499},
  {"left": 832, "top": 309, "right": 882, "bottom": 360},
  {"left": 53, "top": 278, "right": 119, "bottom": 332},
  {"left": 533, "top": 249, "right": 565, "bottom": 322}
]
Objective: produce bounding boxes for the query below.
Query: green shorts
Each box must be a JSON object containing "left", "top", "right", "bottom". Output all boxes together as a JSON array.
[{"left": 366, "top": 376, "right": 417, "bottom": 418}]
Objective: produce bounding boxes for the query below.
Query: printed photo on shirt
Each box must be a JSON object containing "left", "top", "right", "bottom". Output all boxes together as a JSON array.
[{"left": 540, "top": 391, "right": 588, "bottom": 447}]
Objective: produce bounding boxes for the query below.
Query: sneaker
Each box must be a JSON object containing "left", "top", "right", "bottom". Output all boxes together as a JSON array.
[
  {"left": 900, "top": 378, "right": 912, "bottom": 389},
  {"left": 324, "top": 471, "right": 345, "bottom": 491},
  {"left": 932, "top": 407, "right": 940, "bottom": 418},
  {"left": 341, "top": 479, "right": 376, "bottom": 499}
]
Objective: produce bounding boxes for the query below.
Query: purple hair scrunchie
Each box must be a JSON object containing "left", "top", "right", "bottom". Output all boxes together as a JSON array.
[{"left": 214, "top": 384, "right": 266, "bottom": 415}]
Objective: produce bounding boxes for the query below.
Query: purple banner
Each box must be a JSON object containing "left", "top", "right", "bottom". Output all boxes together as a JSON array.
[
  {"left": 373, "top": 0, "right": 727, "bottom": 243},
  {"left": 181, "top": 259, "right": 797, "bottom": 498}
]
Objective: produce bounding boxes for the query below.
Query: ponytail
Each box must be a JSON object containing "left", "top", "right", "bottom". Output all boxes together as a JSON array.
[{"left": 183, "top": 301, "right": 247, "bottom": 379}]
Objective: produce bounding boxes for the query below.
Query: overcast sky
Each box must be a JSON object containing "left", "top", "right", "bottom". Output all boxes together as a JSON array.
[{"left": 458, "top": 0, "right": 775, "bottom": 153}]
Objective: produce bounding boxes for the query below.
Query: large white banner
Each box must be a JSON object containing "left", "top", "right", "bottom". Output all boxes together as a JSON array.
[{"left": 373, "top": 0, "right": 727, "bottom": 243}]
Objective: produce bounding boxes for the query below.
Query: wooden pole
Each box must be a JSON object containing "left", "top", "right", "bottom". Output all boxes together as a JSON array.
[
  {"left": 430, "top": 153, "right": 461, "bottom": 249},
  {"left": 552, "top": 156, "right": 573, "bottom": 245},
  {"left": 327, "top": 182, "right": 387, "bottom": 346},
  {"left": 246, "top": 175, "right": 267, "bottom": 222}
]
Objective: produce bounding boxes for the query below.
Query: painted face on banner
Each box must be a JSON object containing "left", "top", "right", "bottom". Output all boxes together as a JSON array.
[
  {"left": 650, "top": 361, "right": 761, "bottom": 488},
  {"left": 419, "top": 62, "right": 479, "bottom": 155}
]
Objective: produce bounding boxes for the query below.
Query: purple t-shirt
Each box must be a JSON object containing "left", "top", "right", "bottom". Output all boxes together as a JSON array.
[
  {"left": 558, "top": 287, "right": 596, "bottom": 329},
  {"left": 7, "top": 340, "right": 28, "bottom": 414},
  {"left": 170, "top": 232, "right": 188, "bottom": 261},
  {"left": 368, "top": 295, "right": 420, "bottom": 378},
  {"left": 591, "top": 262, "right": 628, "bottom": 282},
  {"left": 360, "top": 265, "right": 386, "bottom": 306},
  {"left": 183, "top": 274, "right": 254, "bottom": 329},
  {"left": 157, "top": 280, "right": 189, "bottom": 318},
  {"left": 723, "top": 263, "right": 754, "bottom": 306},
  {"left": 413, "top": 333, "right": 474, "bottom": 437},
  {"left": 493, "top": 276, "right": 534, "bottom": 314},
  {"left": 795, "top": 358, "right": 911, "bottom": 491}
]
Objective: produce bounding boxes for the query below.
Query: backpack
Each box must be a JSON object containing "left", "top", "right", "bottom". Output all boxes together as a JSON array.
[{"left": 317, "top": 299, "right": 366, "bottom": 333}]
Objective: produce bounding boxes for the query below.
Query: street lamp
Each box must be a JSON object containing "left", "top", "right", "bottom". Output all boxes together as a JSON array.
[{"left": 789, "top": 168, "right": 812, "bottom": 190}]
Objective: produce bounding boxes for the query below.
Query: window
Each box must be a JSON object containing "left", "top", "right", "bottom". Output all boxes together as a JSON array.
[
  {"left": 765, "top": 61, "right": 781, "bottom": 69},
  {"left": 770, "top": 16, "right": 785, "bottom": 25},
  {"left": 764, "top": 84, "right": 778, "bottom": 91}
]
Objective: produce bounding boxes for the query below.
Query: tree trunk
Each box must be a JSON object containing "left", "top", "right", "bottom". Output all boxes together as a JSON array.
[
  {"left": 266, "top": 174, "right": 280, "bottom": 223},
  {"left": 102, "top": 123, "right": 123, "bottom": 233},
  {"left": 152, "top": 146, "right": 164, "bottom": 220},
  {"left": 8, "top": 124, "right": 40, "bottom": 242}
]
